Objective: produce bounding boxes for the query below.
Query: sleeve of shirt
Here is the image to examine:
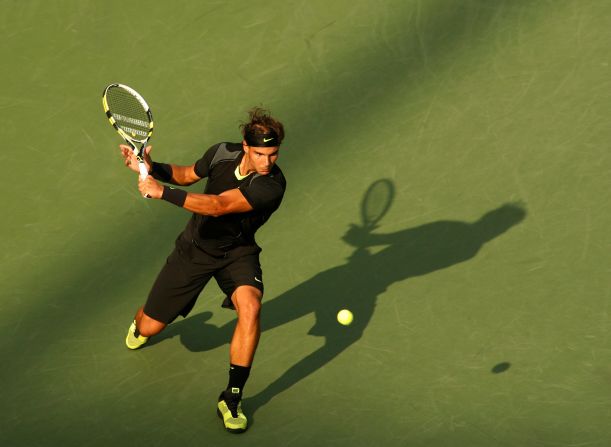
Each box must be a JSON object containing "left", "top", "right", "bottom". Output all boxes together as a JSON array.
[
  {"left": 193, "top": 143, "right": 221, "bottom": 178},
  {"left": 239, "top": 175, "right": 285, "bottom": 211}
]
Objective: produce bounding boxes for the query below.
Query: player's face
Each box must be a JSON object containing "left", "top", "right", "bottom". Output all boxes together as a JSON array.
[{"left": 243, "top": 145, "right": 279, "bottom": 175}]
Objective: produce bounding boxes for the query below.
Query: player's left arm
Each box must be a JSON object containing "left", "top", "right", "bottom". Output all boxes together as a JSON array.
[
  {"left": 183, "top": 188, "right": 253, "bottom": 217},
  {"left": 139, "top": 168, "right": 284, "bottom": 216},
  {"left": 138, "top": 176, "right": 252, "bottom": 216}
]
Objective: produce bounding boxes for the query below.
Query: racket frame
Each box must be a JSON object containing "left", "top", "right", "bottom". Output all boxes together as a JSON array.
[
  {"left": 102, "top": 83, "right": 154, "bottom": 180},
  {"left": 360, "top": 179, "right": 395, "bottom": 230}
]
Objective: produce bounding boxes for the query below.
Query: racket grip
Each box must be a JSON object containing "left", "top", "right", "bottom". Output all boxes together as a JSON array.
[
  {"left": 138, "top": 162, "right": 149, "bottom": 181},
  {"left": 138, "top": 162, "right": 151, "bottom": 198}
]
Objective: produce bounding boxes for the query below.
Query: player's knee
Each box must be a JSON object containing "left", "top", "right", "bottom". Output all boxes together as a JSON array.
[
  {"left": 239, "top": 298, "right": 262, "bottom": 321},
  {"left": 234, "top": 287, "right": 262, "bottom": 321},
  {"left": 139, "top": 314, "right": 166, "bottom": 337}
]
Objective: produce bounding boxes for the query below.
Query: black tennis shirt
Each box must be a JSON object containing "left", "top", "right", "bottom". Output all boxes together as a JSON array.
[{"left": 180, "top": 142, "right": 286, "bottom": 256}]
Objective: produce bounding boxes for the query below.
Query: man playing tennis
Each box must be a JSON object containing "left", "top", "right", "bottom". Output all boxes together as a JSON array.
[{"left": 120, "top": 107, "right": 286, "bottom": 434}]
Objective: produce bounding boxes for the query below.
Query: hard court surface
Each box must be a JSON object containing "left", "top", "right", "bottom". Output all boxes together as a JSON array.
[{"left": 2, "top": 1, "right": 611, "bottom": 445}]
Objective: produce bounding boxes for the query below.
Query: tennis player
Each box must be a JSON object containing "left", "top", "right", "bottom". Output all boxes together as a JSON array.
[{"left": 120, "top": 107, "right": 286, "bottom": 434}]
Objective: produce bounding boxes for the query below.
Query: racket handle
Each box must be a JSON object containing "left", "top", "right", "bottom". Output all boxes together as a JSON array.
[
  {"left": 138, "top": 162, "right": 149, "bottom": 180},
  {"left": 138, "top": 162, "right": 151, "bottom": 199}
]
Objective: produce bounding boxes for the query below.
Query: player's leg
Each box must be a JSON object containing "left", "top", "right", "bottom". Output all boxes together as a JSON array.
[
  {"left": 214, "top": 249, "right": 264, "bottom": 433},
  {"left": 135, "top": 305, "right": 167, "bottom": 336},
  {"left": 125, "top": 306, "right": 167, "bottom": 350},
  {"left": 229, "top": 285, "right": 263, "bottom": 366},
  {"left": 126, "top": 237, "right": 213, "bottom": 350},
  {"left": 217, "top": 286, "right": 262, "bottom": 433}
]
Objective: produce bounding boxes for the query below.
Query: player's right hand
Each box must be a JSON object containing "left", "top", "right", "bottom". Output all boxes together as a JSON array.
[{"left": 120, "top": 144, "right": 153, "bottom": 174}]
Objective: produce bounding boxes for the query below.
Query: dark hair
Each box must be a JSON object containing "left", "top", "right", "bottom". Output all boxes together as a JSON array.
[{"left": 240, "top": 107, "right": 285, "bottom": 146}]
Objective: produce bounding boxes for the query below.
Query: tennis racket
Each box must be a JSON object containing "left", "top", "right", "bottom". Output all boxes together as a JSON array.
[
  {"left": 102, "top": 83, "right": 153, "bottom": 181},
  {"left": 360, "top": 179, "right": 395, "bottom": 230}
]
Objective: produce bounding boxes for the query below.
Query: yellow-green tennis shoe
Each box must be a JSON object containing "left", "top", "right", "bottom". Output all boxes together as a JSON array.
[
  {"left": 125, "top": 320, "right": 148, "bottom": 350},
  {"left": 217, "top": 388, "right": 247, "bottom": 433}
]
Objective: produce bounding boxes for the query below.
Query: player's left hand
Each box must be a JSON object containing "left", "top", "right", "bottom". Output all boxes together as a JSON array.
[
  {"left": 120, "top": 144, "right": 153, "bottom": 174},
  {"left": 138, "top": 175, "right": 163, "bottom": 199}
]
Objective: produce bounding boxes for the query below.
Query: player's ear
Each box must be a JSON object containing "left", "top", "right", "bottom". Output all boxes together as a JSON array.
[{"left": 242, "top": 141, "right": 250, "bottom": 154}]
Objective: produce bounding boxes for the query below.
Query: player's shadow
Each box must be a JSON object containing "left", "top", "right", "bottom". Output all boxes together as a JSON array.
[{"left": 151, "top": 180, "right": 526, "bottom": 422}]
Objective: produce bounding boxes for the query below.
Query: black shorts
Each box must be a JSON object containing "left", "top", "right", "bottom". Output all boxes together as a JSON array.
[{"left": 143, "top": 235, "right": 264, "bottom": 324}]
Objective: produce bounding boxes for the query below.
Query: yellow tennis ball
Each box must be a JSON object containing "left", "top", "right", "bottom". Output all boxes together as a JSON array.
[{"left": 337, "top": 309, "right": 353, "bottom": 326}]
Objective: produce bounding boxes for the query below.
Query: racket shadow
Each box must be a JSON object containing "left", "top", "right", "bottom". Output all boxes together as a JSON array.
[{"left": 165, "top": 180, "right": 527, "bottom": 425}]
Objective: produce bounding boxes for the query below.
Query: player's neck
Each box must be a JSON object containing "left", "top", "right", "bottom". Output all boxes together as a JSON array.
[{"left": 238, "top": 156, "right": 255, "bottom": 177}]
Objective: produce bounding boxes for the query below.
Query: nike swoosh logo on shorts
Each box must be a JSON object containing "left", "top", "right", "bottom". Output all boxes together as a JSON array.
[{"left": 254, "top": 277, "right": 263, "bottom": 283}]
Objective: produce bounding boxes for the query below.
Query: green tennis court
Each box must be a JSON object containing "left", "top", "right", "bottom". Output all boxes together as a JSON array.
[{"left": 2, "top": 0, "right": 611, "bottom": 445}]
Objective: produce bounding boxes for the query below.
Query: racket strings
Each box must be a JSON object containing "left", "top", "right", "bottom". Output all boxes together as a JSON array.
[
  {"left": 361, "top": 180, "right": 395, "bottom": 228},
  {"left": 106, "top": 88, "right": 151, "bottom": 141}
]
